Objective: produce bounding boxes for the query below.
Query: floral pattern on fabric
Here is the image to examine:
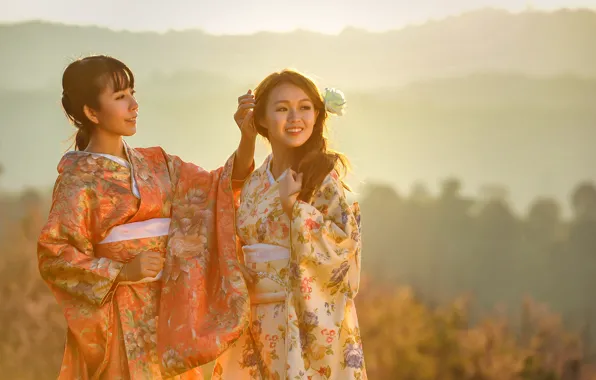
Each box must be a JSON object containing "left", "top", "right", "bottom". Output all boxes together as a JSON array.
[{"left": 213, "top": 155, "right": 366, "bottom": 379}]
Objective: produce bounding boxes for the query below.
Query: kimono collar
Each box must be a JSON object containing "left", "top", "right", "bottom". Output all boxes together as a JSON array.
[
  {"left": 263, "top": 154, "right": 289, "bottom": 185},
  {"left": 124, "top": 140, "right": 151, "bottom": 182}
]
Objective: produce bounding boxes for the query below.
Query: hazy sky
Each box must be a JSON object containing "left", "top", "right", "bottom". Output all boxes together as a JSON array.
[{"left": 1, "top": 0, "right": 595, "bottom": 34}]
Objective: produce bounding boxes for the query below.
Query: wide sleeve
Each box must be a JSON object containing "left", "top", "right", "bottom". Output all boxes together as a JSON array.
[
  {"left": 289, "top": 173, "right": 362, "bottom": 298},
  {"left": 37, "top": 173, "right": 124, "bottom": 306},
  {"left": 156, "top": 151, "right": 250, "bottom": 377},
  {"left": 165, "top": 149, "right": 253, "bottom": 206}
]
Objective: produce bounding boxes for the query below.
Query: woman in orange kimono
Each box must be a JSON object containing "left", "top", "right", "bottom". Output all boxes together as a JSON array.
[
  {"left": 213, "top": 70, "right": 367, "bottom": 379},
  {"left": 37, "top": 55, "right": 254, "bottom": 379}
]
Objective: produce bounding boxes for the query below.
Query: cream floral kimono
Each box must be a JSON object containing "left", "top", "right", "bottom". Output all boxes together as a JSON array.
[{"left": 213, "top": 155, "right": 367, "bottom": 379}]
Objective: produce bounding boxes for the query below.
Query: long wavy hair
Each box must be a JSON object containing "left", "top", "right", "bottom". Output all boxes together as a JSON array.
[{"left": 253, "top": 69, "right": 350, "bottom": 202}]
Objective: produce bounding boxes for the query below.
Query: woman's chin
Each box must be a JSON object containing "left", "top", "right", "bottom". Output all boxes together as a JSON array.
[{"left": 122, "top": 127, "right": 137, "bottom": 137}]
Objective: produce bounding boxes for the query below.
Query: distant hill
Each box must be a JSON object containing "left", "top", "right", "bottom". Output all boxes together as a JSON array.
[
  {"left": 1, "top": 8, "right": 596, "bottom": 90},
  {"left": 0, "top": 72, "right": 594, "bottom": 217}
]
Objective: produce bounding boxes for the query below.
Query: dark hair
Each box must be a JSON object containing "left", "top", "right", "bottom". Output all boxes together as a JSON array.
[
  {"left": 61, "top": 55, "right": 135, "bottom": 150},
  {"left": 253, "top": 69, "right": 350, "bottom": 202}
]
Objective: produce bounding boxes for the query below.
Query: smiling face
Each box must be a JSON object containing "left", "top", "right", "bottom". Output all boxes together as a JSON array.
[
  {"left": 258, "top": 82, "right": 318, "bottom": 152},
  {"left": 83, "top": 72, "right": 139, "bottom": 138}
]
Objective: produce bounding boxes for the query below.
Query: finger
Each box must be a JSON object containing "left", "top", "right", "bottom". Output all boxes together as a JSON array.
[
  {"left": 237, "top": 103, "right": 255, "bottom": 110},
  {"left": 241, "top": 110, "right": 254, "bottom": 127},
  {"left": 290, "top": 185, "right": 302, "bottom": 196},
  {"left": 145, "top": 262, "right": 162, "bottom": 271},
  {"left": 241, "top": 269, "right": 254, "bottom": 286},
  {"left": 237, "top": 93, "right": 254, "bottom": 103},
  {"left": 238, "top": 96, "right": 255, "bottom": 103},
  {"left": 146, "top": 257, "right": 163, "bottom": 266},
  {"left": 281, "top": 170, "right": 292, "bottom": 184},
  {"left": 147, "top": 263, "right": 162, "bottom": 272},
  {"left": 237, "top": 98, "right": 255, "bottom": 107},
  {"left": 142, "top": 267, "right": 159, "bottom": 276},
  {"left": 143, "top": 271, "right": 159, "bottom": 279},
  {"left": 145, "top": 253, "right": 162, "bottom": 261},
  {"left": 142, "top": 258, "right": 162, "bottom": 267},
  {"left": 235, "top": 107, "right": 252, "bottom": 122},
  {"left": 292, "top": 171, "right": 302, "bottom": 183},
  {"left": 241, "top": 265, "right": 256, "bottom": 285},
  {"left": 145, "top": 252, "right": 162, "bottom": 260},
  {"left": 238, "top": 102, "right": 255, "bottom": 111}
]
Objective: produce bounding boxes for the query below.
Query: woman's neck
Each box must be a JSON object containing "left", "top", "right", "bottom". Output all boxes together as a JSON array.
[
  {"left": 85, "top": 130, "right": 126, "bottom": 160},
  {"left": 269, "top": 145, "right": 293, "bottom": 180}
]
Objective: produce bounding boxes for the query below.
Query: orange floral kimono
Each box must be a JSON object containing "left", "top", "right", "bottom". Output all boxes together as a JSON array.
[{"left": 37, "top": 144, "right": 250, "bottom": 379}]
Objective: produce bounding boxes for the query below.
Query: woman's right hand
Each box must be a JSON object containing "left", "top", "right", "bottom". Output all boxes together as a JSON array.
[
  {"left": 279, "top": 169, "right": 303, "bottom": 218},
  {"left": 119, "top": 251, "right": 164, "bottom": 282}
]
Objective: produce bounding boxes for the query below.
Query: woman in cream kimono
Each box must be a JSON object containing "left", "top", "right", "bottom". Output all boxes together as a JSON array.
[
  {"left": 37, "top": 55, "right": 255, "bottom": 379},
  {"left": 213, "top": 71, "right": 366, "bottom": 379}
]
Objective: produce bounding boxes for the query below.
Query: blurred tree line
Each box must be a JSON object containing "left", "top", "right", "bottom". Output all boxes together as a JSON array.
[{"left": 1, "top": 167, "right": 595, "bottom": 379}]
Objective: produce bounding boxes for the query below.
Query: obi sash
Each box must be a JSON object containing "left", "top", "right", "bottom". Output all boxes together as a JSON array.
[
  {"left": 243, "top": 244, "right": 290, "bottom": 304},
  {"left": 95, "top": 217, "right": 170, "bottom": 284}
]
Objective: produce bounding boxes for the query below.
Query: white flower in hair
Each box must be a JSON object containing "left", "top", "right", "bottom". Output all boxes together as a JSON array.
[{"left": 322, "top": 87, "right": 347, "bottom": 116}]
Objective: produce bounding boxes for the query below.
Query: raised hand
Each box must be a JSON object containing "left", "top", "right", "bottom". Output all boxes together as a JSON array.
[{"left": 234, "top": 90, "right": 257, "bottom": 139}]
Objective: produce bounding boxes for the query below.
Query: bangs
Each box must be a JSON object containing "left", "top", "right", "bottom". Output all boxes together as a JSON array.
[
  {"left": 279, "top": 72, "right": 323, "bottom": 107},
  {"left": 97, "top": 62, "right": 134, "bottom": 93},
  {"left": 256, "top": 71, "right": 322, "bottom": 106}
]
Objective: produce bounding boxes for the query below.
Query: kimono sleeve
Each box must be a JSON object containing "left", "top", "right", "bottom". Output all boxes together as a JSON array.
[
  {"left": 164, "top": 149, "right": 253, "bottom": 207},
  {"left": 156, "top": 150, "right": 250, "bottom": 377},
  {"left": 290, "top": 173, "right": 362, "bottom": 297},
  {"left": 37, "top": 173, "right": 124, "bottom": 306}
]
